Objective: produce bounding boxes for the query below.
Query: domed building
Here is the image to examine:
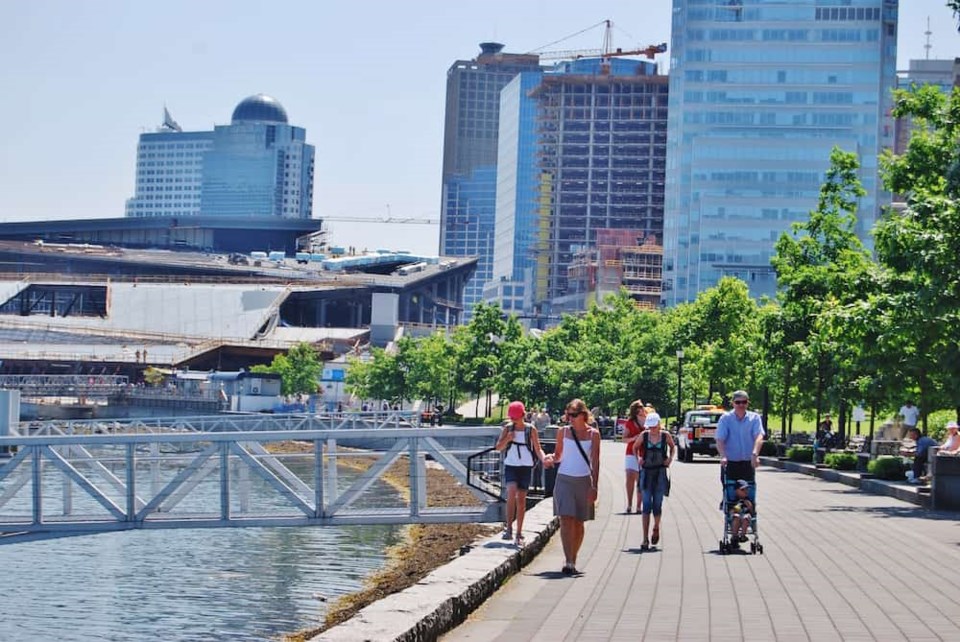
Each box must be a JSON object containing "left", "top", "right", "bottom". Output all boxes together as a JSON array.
[{"left": 127, "top": 95, "right": 314, "bottom": 220}]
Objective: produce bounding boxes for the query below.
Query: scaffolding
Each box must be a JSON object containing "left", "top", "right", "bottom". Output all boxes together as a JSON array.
[{"left": 532, "top": 68, "right": 668, "bottom": 311}]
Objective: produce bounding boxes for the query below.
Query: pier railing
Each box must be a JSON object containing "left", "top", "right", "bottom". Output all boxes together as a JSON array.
[{"left": 0, "top": 426, "right": 503, "bottom": 544}]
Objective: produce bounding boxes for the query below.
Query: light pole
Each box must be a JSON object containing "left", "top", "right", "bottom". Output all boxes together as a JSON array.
[{"left": 676, "top": 349, "right": 684, "bottom": 428}]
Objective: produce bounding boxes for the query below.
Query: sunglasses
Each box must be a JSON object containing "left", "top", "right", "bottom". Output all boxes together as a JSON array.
[{"left": 733, "top": 400, "right": 748, "bottom": 406}]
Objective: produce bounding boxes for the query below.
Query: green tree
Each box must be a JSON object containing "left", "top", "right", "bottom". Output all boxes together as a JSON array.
[
  {"left": 672, "top": 277, "right": 761, "bottom": 404},
  {"left": 872, "top": 84, "right": 960, "bottom": 426},
  {"left": 252, "top": 342, "right": 323, "bottom": 395},
  {"left": 772, "top": 147, "right": 875, "bottom": 433},
  {"left": 456, "top": 303, "right": 506, "bottom": 417}
]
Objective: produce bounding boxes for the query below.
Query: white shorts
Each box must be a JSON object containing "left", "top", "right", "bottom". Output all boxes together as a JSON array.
[{"left": 625, "top": 454, "right": 640, "bottom": 472}]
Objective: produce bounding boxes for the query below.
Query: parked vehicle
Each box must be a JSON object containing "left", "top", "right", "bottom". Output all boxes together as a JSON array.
[{"left": 676, "top": 406, "right": 725, "bottom": 462}]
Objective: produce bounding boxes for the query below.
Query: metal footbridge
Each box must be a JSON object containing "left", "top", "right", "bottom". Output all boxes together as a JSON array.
[{"left": 0, "top": 411, "right": 505, "bottom": 544}]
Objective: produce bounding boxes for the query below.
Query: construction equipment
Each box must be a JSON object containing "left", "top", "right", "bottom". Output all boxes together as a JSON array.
[{"left": 531, "top": 19, "right": 667, "bottom": 63}]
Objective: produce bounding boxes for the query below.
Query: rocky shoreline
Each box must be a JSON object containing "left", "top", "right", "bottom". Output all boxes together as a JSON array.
[{"left": 281, "top": 450, "right": 498, "bottom": 641}]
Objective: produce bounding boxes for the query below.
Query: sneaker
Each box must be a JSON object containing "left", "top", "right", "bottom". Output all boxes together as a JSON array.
[
  {"left": 501, "top": 528, "right": 513, "bottom": 541},
  {"left": 562, "top": 563, "right": 574, "bottom": 575},
  {"left": 739, "top": 534, "right": 748, "bottom": 543}
]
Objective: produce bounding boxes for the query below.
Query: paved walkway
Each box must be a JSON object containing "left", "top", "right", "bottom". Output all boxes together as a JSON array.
[{"left": 445, "top": 441, "right": 960, "bottom": 641}]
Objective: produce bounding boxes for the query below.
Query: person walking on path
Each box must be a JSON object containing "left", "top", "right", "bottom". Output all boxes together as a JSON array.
[
  {"left": 496, "top": 401, "right": 549, "bottom": 547},
  {"left": 634, "top": 411, "right": 675, "bottom": 550},
  {"left": 899, "top": 400, "right": 920, "bottom": 439},
  {"left": 547, "top": 398, "right": 600, "bottom": 575},
  {"left": 716, "top": 390, "right": 765, "bottom": 483},
  {"left": 622, "top": 400, "right": 646, "bottom": 514}
]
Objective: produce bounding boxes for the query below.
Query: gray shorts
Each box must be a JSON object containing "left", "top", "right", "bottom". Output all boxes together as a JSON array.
[{"left": 553, "top": 473, "right": 594, "bottom": 521}]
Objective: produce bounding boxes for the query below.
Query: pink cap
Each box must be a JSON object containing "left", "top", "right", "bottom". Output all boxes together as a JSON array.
[{"left": 508, "top": 401, "right": 526, "bottom": 420}]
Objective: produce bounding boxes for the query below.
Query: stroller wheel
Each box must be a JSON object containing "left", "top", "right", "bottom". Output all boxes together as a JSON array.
[
  {"left": 758, "top": 543, "right": 764, "bottom": 555},
  {"left": 719, "top": 540, "right": 726, "bottom": 554},
  {"left": 750, "top": 542, "right": 757, "bottom": 554}
]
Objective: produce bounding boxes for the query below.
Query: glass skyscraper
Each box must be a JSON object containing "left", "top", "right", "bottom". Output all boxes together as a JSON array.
[
  {"left": 440, "top": 43, "right": 543, "bottom": 319},
  {"left": 663, "top": 0, "right": 898, "bottom": 304},
  {"left": 126, "top": 95, "right": 315, "bottom": 219}
]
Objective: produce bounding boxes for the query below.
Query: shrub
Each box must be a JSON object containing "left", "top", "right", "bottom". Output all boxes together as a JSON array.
[
  {"left": 868, "top": 456, "right": 906, "bottom": 480},
  {"left": 760, "top": 441, "right": 779, "bottom": 457},
  {"left": 787, "top": 446, "right": 814, "bottom": 462},
  {"left": 825, "top": 452, "right": 857, "bottom": 471}
]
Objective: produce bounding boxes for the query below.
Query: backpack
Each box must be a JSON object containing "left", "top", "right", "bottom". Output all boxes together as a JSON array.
[{"left": 504, "top": 422, "right": 536, "bottom": 462}]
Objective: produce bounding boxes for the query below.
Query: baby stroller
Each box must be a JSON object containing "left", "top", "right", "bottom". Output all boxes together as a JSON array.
[{"left": 719, "top": 471, "right": 763, "bottom": 555}]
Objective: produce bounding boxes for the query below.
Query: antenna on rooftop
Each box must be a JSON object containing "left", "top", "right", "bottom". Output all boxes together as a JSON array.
[{"left": 924, "top": 16, "right": 932, "bottom": 60}]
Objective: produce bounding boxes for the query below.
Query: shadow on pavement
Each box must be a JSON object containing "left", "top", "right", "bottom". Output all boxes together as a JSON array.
[
  {"left": 811, "top": 503, "right": 959, "bottom": 521},
  {"left": 530, "top": 570, "right": 578, "bottom": 580}
]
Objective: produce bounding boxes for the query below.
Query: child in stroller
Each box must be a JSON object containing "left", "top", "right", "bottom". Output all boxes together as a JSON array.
[{"left": 720, "top": 475, "right": 763, "bottom": 554}]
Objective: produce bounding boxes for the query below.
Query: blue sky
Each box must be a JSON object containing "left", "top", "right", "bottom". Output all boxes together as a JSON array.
[{"left": 0, "top": 0, "right": 957, "bottom": 256}]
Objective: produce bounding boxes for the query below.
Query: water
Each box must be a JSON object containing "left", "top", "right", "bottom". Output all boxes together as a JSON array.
[{"left": 0, "top": 454, "right": 406, "bottom": 641}]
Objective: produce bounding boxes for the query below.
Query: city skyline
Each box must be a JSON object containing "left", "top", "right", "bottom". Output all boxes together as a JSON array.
[{"left": 0, "top": 0, "right": 957, "bottom": 257}]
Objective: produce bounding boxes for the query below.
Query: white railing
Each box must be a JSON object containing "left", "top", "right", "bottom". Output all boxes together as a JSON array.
[{"left": 0, "top": 426, "right": 502, "bottom": 543}]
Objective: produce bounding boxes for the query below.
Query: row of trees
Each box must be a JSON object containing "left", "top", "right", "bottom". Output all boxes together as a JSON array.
[{"left": 345, "top": 84, "right": 960, "bottom": 440}]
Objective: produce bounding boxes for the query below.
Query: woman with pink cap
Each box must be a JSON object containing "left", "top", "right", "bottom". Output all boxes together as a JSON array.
[
  {"left": 940, "top": 421, "right": 960, "bottom": 455},
  {"left": 496, "top": 400, "right": 549, "bottom": 546}
]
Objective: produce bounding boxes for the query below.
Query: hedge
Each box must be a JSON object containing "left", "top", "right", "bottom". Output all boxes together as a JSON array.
[
  {"left": 868, "top": 455, "right": 906, "bottom": 480},
  {"left": 787, "top": 446, "right": 814, "bottom": 462},
  {"left": 824, "top": 452, "right": 857, "bottom": 471}
]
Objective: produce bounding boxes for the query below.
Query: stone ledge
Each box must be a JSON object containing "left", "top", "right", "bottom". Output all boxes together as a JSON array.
[
  {"left": 761, "top": 457, "right": 928, "bottom": 507},
  {"left": 312, "top": 498, "right": 559, "bottom": 642}
]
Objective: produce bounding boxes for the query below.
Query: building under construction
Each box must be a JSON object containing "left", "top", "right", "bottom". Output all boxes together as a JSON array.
[
  {"left": 530, "top": 58, "right": 668, "bottom": 316},
  {"left": 564, "top": 228, "right": 663, "bottom": 311}
]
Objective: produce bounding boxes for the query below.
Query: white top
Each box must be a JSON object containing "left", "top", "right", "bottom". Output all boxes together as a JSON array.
[
  {"left": 941, "top": 433, "right": 960, "bottom": 453},
  {"left": 503, "top": 424, "right": 535, "bottom": 467},
  {"left": 558, "top": 427, "right": 593, "bottom": 477},
  {"left": 900, "top": 405, "right": 920, "bottom": 426}
]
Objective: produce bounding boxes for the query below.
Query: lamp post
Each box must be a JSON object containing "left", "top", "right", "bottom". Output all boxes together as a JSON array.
[{"left": 676, "top": 349, "right": 684, "bottom": 428}]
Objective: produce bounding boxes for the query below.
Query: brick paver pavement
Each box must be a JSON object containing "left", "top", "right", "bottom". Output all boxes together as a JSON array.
[{"left": 445, "top": 441, "right": 960, "bottom": 641}]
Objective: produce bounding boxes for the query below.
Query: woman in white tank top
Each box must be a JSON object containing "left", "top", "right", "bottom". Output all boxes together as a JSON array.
[{"left": 548, "top": 398, "right": 600, "bottom": 575}]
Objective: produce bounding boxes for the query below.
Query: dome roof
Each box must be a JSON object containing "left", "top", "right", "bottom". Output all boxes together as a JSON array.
[{"left": 231, "top": 94, "right": 289, "bottom": 124}]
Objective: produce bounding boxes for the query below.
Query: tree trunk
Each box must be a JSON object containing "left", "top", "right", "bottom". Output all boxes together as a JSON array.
[
  {"left": 838, "top": 398, "right": 847, "bottom": 446},
  {"left": 782, "top": 361, "right": 792, "bottom": 439}
]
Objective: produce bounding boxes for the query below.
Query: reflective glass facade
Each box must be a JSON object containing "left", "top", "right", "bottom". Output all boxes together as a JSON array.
[
  {"left": 440, "top": 44, "right": 543, "bottom": 319},
  {"left": 127, "top": 96, "right": 314, "bottom": 219},
  {"left": 663, "top": 0, "right": 898, "bottom": 304},
  {"left": 489, "top": 71, "right": 543, "bottom": 304}
]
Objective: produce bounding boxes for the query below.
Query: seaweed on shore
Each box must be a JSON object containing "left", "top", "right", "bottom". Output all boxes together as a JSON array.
[{"left": 274, "top": 444, "right": 498, "bottom": 642}]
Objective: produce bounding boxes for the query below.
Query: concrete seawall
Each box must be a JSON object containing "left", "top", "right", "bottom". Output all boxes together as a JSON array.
[{"left": 312, "top": 498, "right": 558, "bottom": 642}]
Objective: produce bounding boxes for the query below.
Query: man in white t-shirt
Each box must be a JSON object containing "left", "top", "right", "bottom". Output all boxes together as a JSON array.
[{"left": 899, "top": 400, "right": 920, "bottom": 438}]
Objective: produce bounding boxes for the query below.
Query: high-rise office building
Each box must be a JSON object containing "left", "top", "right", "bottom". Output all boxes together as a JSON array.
[
  {"left": 488, "top": 58, "right": 668, "bottom": 317},
  {"left": 440, "top": 43, "right": 543, "bottom": 319},
  {"left": 126, "top": 94, "right": 315, "bottom": 219},
  {"left": 663, "top": 0, "right": 898, "bottom": 304}
]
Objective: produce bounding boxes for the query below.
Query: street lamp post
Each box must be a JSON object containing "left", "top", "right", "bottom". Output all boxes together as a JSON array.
[{"left": 676, "top": 349, "right": 684, "bottom": 428}]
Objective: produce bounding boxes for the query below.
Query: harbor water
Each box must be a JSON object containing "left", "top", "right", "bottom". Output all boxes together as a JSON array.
[{"left": 0, "top": 461, "right": 405, "bottom": 641}]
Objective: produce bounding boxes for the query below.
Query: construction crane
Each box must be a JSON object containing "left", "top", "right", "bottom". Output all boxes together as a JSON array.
[{"left": 530, "top": 19, "right": 667, "bottom": 63}]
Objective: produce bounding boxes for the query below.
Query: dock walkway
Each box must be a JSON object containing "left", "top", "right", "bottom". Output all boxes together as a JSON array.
[{"left": 320, "top": 440, "right": 960, "bottom": 641}]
